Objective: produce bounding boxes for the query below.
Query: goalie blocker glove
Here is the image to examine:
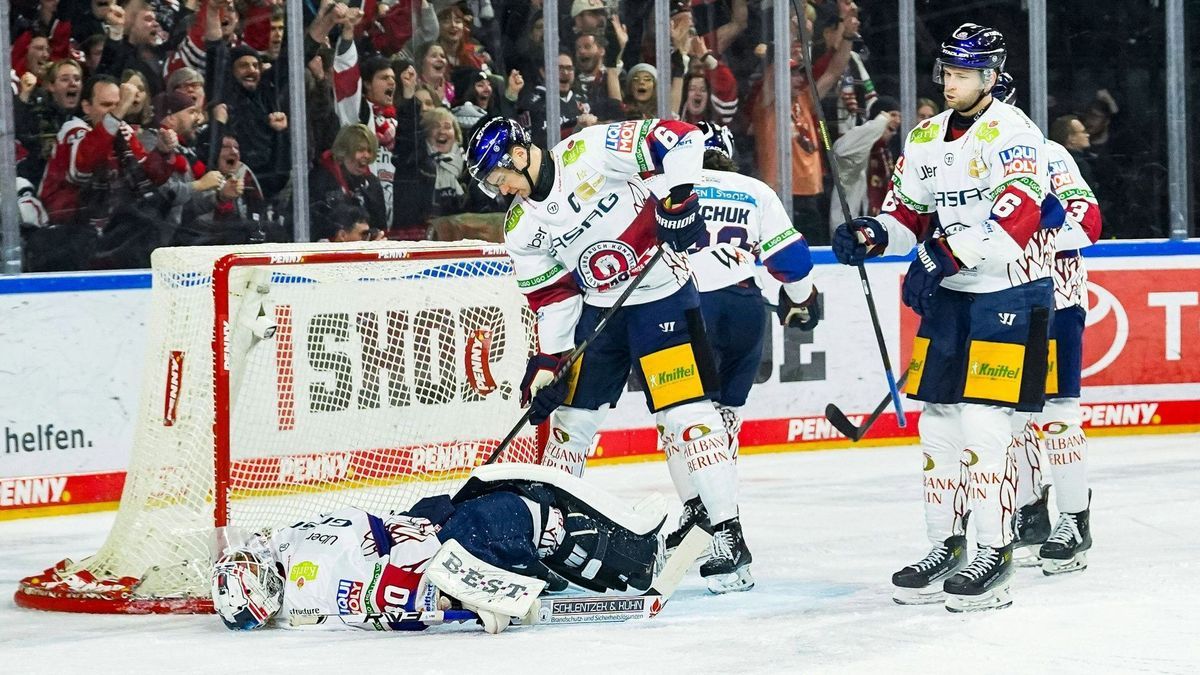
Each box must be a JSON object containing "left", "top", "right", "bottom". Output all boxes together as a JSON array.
[
  {"left": 776, "top": 284, "right": 821, "bottom": 331},
  {"left": 520, "top": 353, "right": 569, "bottom": 425},
  {"left": 902, "top": 237, "right": 960, "bottom": 317},
  {"left": 832, "top": 216, "right": 889, "bottom": 265},
  {"left": 655, "top": 190, "right": 705, "bottom": 252}
]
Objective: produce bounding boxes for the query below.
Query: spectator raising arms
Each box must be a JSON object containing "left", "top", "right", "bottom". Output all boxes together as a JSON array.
[{"left": 309, "top": 124, "right": 388, "bottom": 234}]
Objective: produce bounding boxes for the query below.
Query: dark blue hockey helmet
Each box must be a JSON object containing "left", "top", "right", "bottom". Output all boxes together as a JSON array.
[
  {"left": 466, "top": 117, "right": 533, "bottom": 197},
  {"left": 991, "top": 71, "right": 1016, "bottom": 104},
  {"left": 933, "top": 23, "right": 1006, "bottom": 84},
  {"left": 695, "top": 121, "right": 735, "bottom": 160}
]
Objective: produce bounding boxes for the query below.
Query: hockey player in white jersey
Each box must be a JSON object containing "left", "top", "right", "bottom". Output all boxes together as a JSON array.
[
  {"left": 991, "top": 75, "right": 1100, "bottom": 575},
  {"left": 658, "top": 122, "right": 820, "bottom": 593},
  {"left": 832, "top": 24, "right": 1055, "bottom": 612},
  {"left": 211, "top": 465, "right": 667, "bottom": 634},
  {"left": 464, "top": 118, "right": 743, "bottom": 587}
]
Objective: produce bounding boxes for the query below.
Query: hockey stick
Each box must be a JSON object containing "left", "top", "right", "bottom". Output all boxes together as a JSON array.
[
  {"left": 824, "top": 369, "right": 910, "bottom": 442},
  {"left": 290, "top": 525, "right": 712, "bottom": 629},
  {"left": 483, "top": 246, "right": 669, "bottom": 465},
  {"left": 788, "top": 0, "right": 906, "bottom": 428}
]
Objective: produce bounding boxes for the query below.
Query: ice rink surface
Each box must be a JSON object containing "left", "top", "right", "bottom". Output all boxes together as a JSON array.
[{"left": 3, "top": 433, "right": 1198, "bottom": 674}]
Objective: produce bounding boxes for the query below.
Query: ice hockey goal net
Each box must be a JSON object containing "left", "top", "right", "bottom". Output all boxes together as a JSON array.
[{"left": 15, "top": 241, "right": 542, "bottom": 613}]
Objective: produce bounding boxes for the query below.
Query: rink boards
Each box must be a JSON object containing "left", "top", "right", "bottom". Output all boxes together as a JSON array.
[{"left": 2, "top": 240, "right": 1198, "bottom": 518}]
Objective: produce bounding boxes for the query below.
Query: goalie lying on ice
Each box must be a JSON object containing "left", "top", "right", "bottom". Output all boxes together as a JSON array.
[{"left": 211, "top": 464, "right": 667, "bottom": 634}]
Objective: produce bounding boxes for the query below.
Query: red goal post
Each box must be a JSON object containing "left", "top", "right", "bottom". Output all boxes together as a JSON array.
[{"left": 15, "top": 241, "right": 545, "bottom": 614}]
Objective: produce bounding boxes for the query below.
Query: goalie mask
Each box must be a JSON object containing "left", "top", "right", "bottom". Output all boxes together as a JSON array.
[{"left": 211, "top": 548, "right": 284, "bottom": 630}]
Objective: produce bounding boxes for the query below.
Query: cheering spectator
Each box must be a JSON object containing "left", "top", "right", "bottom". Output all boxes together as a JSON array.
[
  {"left": 119, "top": 69, "right": 153, "bottom": 128},
  {"left": 309, "top": 124, "right": 388, "bottom": 233},
  {"left": 451, "top": 69, "right": 511, "bottom": 140},
  {"left": 332, "top": 12, "right": 399, "bottom": 221},
  {"left": 39, "top": 74, "right": 173, "bottom": 228},
  {"left": 96, "top": 2, "right": 169, "bottom": 96},
  {"left": 415, "top": 41, "right": 454, "bottom": 106},
  {"left": 216, "top": 43, "right": 290, "bottom": 196},
  {"left": 433, "top": 1, "right": 486, "bottom": 71},
  {"left": 750, "top": 4, "right": 851, "bottom": 244},
  {"left": 828, "top": 95, "right": 901, "bottom": 234},
  {"left": 14, "top": 58, "right": 83, "bottom": 183},
  {"left": 179, "top": 133, "right": 278, "bottom": 245},
  {"left": 522, "top": 52, "right": 597, "bottom": 139},
  {"left": 616, "top": 62, "right": 660, "bottom": 120}
]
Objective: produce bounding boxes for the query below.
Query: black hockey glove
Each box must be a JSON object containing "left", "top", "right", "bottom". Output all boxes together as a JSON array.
[
  {"left": 520, "top": 352, "right": 570, "bottom": 425},
  {"left": 776, "top": 285, "right": 822, "bottom": 331},
  {"left": 902, "top": 238, "right": 960, "bottom": 317},
  {"left": 832, "top": 216, "right": 889, "bottom": 265},
  {"left": 655, "top": 192, "right": 705, "bottom": 252}
]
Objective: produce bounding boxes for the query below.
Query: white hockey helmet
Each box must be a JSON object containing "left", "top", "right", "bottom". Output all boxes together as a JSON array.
[{"left": 211, "top": 548, "right": 284, "bottom": 630}]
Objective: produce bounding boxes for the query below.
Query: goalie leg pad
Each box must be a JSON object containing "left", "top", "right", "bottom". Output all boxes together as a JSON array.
[
  {"left": 426, "top": 539, "right": 546, "bottom": 634},
  {"left": 453, "top": 464, "right": 667, "bottom": 593},
  {"left": 437, "top": 491, "right": 542, "bottom": 573}
]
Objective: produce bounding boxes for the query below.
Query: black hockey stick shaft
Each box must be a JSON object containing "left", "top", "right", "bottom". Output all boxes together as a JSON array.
[
  {"left": 825, "top": 369, "right": 910, "bottom": 441},
  {"left": 788, "top": 0, "right": 906, "bottom": 428},
  {"left": 484, "top": 246, "right": 668, "bottom": 465}
]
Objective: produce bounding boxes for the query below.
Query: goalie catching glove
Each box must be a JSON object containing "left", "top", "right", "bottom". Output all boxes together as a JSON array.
[
  {"left": 902, "top": 236, "right": 960, "bottom": 317},
  {"left": 520, "top": 352, "right": 570, "bottom": 425},
  {"left": 776, "top": 283, "right": 821, "bottom": 331},
  {"left": 655, "top": 190, "right": 705, "bottom": 252}
]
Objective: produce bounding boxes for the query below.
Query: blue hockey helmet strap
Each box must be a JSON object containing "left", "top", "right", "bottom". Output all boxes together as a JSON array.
[{"left": 933, "top": 23, "right": 1006, "bottom": 85}]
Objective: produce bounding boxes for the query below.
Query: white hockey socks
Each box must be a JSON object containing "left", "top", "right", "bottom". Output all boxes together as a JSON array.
[
  {"left": 959, "top": 403, "right": 1019, "bottom": 548},
  {"left": 1010, "top": 412, "right": 1047, "bottom": 509},
  {"left": 1035, "top": 397, "right": 1090, "bottom": 513},
  {"left": 918, "top": 403, "right": 970, "bottom": 545},
  {"left": 717, "top": 405, "right": 743, "bottom": 461},
  {"left": 663, "top": 401, "right": 739, "bottom": 524},
  {"left": 657, "top": 410, "right": 699, "bottom": 503},
  {"left": 540, "top": 406, "right": 605, "bottom": 477}
]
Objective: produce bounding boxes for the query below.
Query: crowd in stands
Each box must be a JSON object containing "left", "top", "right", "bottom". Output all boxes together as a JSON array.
[{"left": 3, "top": 0, "right": 1162, "bottom": 272}]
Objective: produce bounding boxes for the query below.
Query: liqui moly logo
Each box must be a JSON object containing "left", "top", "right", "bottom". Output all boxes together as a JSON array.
[{"left": 163, "top": 351, "right": 185, "bottom": 426}]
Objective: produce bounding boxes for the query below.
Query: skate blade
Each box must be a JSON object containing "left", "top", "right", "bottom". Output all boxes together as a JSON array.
[
  {"left": 944, "top": 582, "right": 1013, "bottom": 613},
  {"left": 1041, "top": 551, "right": 1088, "bottom": 576},
  {"left": 705, "top": 566, "right": 754, "bottom": 594},
  {"left": 1012, "top": 545, "right": 1043, "bottom": 568},
  {"left": 892, "top": 585, "right": 947, "bottom": 605}
]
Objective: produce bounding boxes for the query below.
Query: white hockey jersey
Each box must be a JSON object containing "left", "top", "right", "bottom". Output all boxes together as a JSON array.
[
  {"left": 877, "top": 101, "right": 1053, "bottom": 294},
  {"left": 1045, "top": 140, "right": 1102, "bottom": 309},
  {"left": 267, "top": 507, "right": 443, "bottom": 628},
  {"left": 504, "top": 119, "right": 704, "bottom": 354},
  {"left": 688, "top": 169, "right": 814, "bottom": 297}
]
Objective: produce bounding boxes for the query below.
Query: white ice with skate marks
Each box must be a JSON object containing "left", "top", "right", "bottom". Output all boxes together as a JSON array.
[{"left": 3, "top": 434, "right": 1198, "bottom": 674}]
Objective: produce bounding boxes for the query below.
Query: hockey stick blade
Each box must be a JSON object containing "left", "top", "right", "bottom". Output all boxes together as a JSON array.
[{"left": 825, "top": 370, "right": 911, "bottom": 442}]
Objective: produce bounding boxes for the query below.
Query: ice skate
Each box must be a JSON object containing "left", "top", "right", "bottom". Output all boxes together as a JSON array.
[
  {"left": 1013, "top": 484, "right": 1051, "bottom": 567},
  {"left": 700, "top": 518, "right": 754, "bottom": 594},
  {"left": 1040, "top": 496, "right": 1092, "bottom": 576},
  {"left": 666, "top": 496, "right": 710, "bottom": 554},
  {"left": 943, "top": 545, "right": 1014, "bottom": 613},
  {"left": 891, "top": 534, "right": 967, "bottom": 605}
]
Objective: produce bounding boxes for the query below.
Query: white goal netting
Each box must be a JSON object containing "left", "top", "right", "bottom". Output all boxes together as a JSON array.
[{"left": 16, "top": 241, "right": 541, "bottom": 612}]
